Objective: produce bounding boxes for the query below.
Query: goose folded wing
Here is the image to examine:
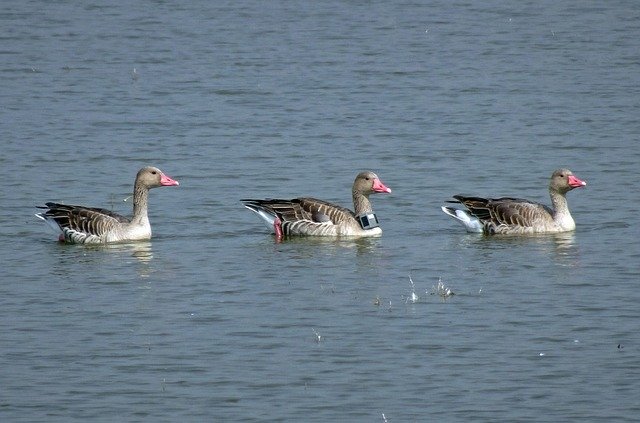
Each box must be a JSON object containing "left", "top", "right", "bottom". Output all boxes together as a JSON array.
[
  {"left": 452, "top": 196, "right": 492, "bottom": 221},
  {"left": 41, "top": 203, "right": 129, "bottom": 236},
  {"left": 297, "top": 198, "right": 355, "bottom": 224},
  {"left": 485, "top": 198, "right": 553, "bottom": 227}
]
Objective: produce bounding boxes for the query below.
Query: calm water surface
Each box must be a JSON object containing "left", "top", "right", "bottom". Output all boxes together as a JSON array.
[{"left": 2, "top": 1, "right": 640, "bottom": 421}]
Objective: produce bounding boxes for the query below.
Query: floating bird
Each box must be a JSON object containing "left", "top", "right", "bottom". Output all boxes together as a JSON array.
[
  {"left": 241, "top": 171, "right": 391, "bottom": 239},
  {"left": 36, "top": 166, "right": 179, "bottom": 244},
  {"left": 441, "top": 168, "right": 586, "bottom": 234}
]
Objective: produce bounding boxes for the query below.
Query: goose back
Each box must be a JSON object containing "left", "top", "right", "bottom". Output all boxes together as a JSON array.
[
  {"left": 452, "top": 196, "right": 556, "bottom": 234},
  {"left": 36, "top": 203, "right": 130, "bottom": 244},
  {"left": 242, "top": 198, "right": 359, "bottom": 236}
]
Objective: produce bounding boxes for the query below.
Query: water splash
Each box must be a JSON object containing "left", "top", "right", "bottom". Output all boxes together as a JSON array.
[
  {"left": 430, "top": 277, "right": 454, "bottom": 300},
  {"left": 406, "top": 275, "right": 419, "bottom": 304}
]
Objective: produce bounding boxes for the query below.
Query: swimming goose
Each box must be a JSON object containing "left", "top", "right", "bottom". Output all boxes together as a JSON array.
[
  {"left": 441, "top": 168, "right": 586, "bottom": 234},
  {"left": 36, "top": 166, "right": 179, "bottom": 244},
  {"left": 241, "top": 171, "right": 391, "bottom": 238}
]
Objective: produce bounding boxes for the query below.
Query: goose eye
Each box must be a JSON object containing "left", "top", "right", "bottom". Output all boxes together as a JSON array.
[{"left": 151, "top": 171, "right": 157, "bottom": 175}]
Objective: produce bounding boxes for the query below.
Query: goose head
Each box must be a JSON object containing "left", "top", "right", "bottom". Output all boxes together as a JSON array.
[
  {"left": 354, "top": 171, "right": 392, "bottom": 196},
  {"left": 136, "top": 166, "right": 180, "bottom": 189},
  {"left": 550, "top": 168, "right": 586, "bottom": 195}
]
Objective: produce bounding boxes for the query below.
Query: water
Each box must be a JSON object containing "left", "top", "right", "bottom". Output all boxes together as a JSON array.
[{"left": 2, "top": 0, "right": 640, "bottom": 421}]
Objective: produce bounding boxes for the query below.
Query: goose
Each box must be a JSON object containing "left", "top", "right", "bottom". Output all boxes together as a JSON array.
[
  {"left": 241, "top": 171, "right": 391, "bottom": 238},
  {"left": 36, "top": 166, "right": 179, "bottom": 244},
  {"left": 441, "top": 168, "right": 586, "bottom": 234}
]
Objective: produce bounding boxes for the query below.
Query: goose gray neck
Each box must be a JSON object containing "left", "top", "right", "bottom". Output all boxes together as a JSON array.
[
  {"left": 549, "top": 188, "right": 574, "bottom": 230},
  {"left": 550, "top": 188, "right": 569, "bottom": 216},
  {"left": 131, "top": 183, "right": 150, "bottom": 225},
  {"left": 353, "top": 190, "right": 373, "bottom": 215}
]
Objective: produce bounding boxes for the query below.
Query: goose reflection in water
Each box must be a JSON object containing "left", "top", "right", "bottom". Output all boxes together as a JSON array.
[
  {"left": 454, "top": 230, "right": 580, "bottom": 268},
  {"left": 48, "top": 240, "right": 156, "bottom": 281}
]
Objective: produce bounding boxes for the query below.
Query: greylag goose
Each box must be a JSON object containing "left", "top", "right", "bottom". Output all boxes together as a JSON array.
[
  {"left": 241, "top": 171, "right": 391, "bottom": 238},
  {"left": 36, "top": 166, "right": 179, "bottom": 244},
  {"left": 441, "top": 168, "right": 586, "bottom": 234}
]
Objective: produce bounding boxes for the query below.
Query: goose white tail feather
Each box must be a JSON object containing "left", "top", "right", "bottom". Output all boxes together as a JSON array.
[
  {"left": 243, "top": 204, "right": 277, "bottom": 232},
  {"left": 35, "top": 213, "right": 63, "bottom": 235},
  {"left": 441, "top": 206, "right": 483, "bottom": 233}
]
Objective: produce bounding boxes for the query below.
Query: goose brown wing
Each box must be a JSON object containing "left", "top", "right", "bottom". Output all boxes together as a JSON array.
[
  {"left": 451, "top": 196, "right": 492, "bottom": 221},
  {"left": 454, "top": 196, "right": 552, "bottom": 227},
  {"left": 39, "top": 202, "right": 129, "bottom": 237},
  {"left": 242, "top": 198, "right": 355, "bottom": 224},
  {"left": 296, "top": 197, "right": 355, "bottom": 224},
  {"left": 487, "top": 198, "right": 553, "bottom": 227},
  {"left": 241, "top": 199, "right": 311, "bottom": 222}
]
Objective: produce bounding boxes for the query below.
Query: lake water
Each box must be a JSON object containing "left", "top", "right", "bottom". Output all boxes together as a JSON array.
[{"left": 2, "top": 0, "right": 640, "bottom": 421}]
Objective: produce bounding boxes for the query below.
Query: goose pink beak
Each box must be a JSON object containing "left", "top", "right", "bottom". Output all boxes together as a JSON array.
[
  {"left": 372, "top": 178, "right": 392, "bottom": 193},
  {"left": 160, "top": 173, "right": 180, "bottom": 186},
  {"left": 568, "top": 175, "right": 586, "bottom": 188}
]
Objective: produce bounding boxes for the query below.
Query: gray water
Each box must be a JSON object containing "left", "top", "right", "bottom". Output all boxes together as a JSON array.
[{"left": 2, "top": 1, "right": 640, "bottom": 421}]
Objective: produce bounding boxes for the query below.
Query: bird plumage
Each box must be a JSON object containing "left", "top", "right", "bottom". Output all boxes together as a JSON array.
[
  {"left": 441, "top": 169, "right": 586, "bottom": 235},
  {"left": 242, "top": 171, "right": 391, "bottom": 238},
  {"left": 36, "top": 166, "right": 179, "bottom": 244}
]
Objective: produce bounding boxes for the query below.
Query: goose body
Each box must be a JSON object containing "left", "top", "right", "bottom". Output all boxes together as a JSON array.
[
  {"left": 441, "top": 169, "right": 586, "bottom": 235},
  {"left": 36, "top": 166, "right": 179, "bottom": 244},
  {"left": 241, "top": 171, "right": 391, "bottom": 238}
]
